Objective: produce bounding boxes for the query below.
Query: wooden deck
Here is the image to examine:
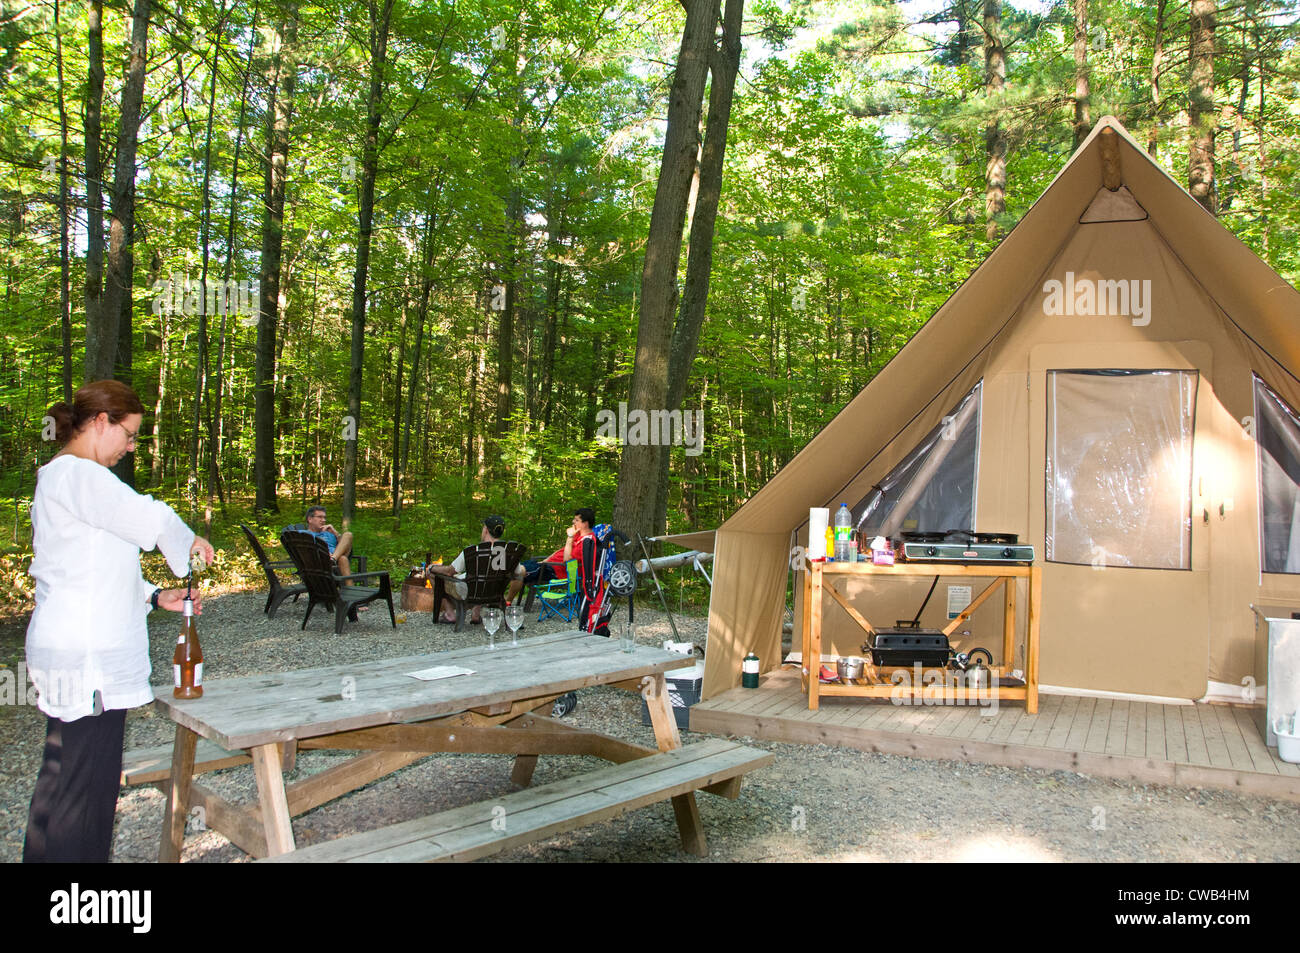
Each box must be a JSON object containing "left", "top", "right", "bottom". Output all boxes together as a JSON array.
[{"left": 690, "top": 667, "right": 1300, "bottom": 802}]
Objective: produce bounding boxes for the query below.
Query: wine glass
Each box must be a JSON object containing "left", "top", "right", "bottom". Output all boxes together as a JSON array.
[
  {"left": 483, "top": 606, "right": 502, "bottom": 650},
  {"left": 505, "top": 605, "right": 524, "bottom": 647}
]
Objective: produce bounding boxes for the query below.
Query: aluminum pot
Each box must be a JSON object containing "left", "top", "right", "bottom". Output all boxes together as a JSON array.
[{"left": 836, "top": 656, "right": 865, "bottom": 680}]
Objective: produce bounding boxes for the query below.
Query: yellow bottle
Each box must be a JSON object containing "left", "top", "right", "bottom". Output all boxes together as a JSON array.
[{"left": 825, "top": 526, "right": 835, "bottom": 561}]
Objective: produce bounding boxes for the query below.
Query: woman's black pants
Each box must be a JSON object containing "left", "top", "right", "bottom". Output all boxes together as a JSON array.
[{"left": 23, "top": 708, "right": 127, "bottom": 863}]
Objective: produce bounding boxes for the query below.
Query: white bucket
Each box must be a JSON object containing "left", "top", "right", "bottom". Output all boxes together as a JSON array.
[
  {"left": 1276, "top": 712, "right": 1300, "bottom": 763},
  {"left": 1277, "top": 730, "right": 1300, "bottom": 764}
]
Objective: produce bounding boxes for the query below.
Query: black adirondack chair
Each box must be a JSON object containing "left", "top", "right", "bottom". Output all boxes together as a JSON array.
[
  {"left": 240, "top": 524, "right": 306, "bottom": 618},
  {"left": 282, "top": 523, "right": 367, "bottom": 572},
  {"left": 280, "top": 530, "right": 395, "bottom": 634},
  {"left": 440, "top": 541, "right": 526, "bottom": 633}
]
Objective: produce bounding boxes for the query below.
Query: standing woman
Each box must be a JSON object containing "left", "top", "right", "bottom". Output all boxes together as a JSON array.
[{"left": 23, "top": 380, "right": 215, "bottom": 863}]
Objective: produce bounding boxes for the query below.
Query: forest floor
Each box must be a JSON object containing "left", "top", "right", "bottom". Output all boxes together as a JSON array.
[{"left": 1, "top": 589, "right": 1297, "bottom": 863}]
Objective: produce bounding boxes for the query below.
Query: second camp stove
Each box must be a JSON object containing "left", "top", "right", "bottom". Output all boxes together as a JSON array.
[{"left": 897, "top": 530, "right": 1035, "bottom": 564}]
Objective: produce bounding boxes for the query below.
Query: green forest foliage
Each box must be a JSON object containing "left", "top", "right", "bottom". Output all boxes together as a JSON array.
[{"left": 1, "top": 0, "right": 1297, "bottom": 610}]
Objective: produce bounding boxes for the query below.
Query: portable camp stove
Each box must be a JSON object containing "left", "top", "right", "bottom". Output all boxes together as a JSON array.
[{"left": 896, "top": 530, "right": 1034, "bottom": 564}]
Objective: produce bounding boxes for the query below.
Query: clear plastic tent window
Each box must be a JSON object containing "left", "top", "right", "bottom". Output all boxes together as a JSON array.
[
  {"left": 1046, "top": 370, "right": 1197, "bottom": 569},
  {"left": 1254, "top": 375, "right": 1300, "bottom": 574},
  {"left": 853, "top": 381, "right": 982, "bottom": 538}
]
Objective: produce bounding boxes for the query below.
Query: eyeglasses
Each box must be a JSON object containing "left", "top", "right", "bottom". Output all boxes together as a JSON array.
[{"left": 116, "top": 422, "right": 139, "bottom": 448}]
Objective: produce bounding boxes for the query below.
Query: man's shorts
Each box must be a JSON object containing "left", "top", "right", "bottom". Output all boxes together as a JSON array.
[{"left": 521, "top": 560, "right": 561, "bottom": 585}]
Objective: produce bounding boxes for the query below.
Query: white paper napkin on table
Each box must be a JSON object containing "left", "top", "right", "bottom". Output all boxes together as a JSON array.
[{"left": 406, "top": 665, "right": 476, "bottom": 681}]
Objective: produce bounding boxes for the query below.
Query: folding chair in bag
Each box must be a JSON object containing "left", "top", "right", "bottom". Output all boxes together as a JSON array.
[{"left": 536, "top": 559, "right": 580, "bottom": 622}]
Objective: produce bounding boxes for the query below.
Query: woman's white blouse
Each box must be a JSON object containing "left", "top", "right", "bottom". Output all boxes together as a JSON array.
[{"left": 26, "top": 455, "right": 194, "bottom": 720}]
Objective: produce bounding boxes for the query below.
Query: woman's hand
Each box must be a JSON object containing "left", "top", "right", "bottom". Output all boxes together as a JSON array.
[
  {"left": 157, "top": 589, "right": 202, "bottom": 614},
  {"left": 190, "top": 536, "right": 216, "bottom": 569}
]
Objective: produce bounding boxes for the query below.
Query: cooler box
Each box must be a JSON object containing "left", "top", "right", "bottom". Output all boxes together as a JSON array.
[{"left": 639, "top": 661, "right": 704, "bottom": 731}]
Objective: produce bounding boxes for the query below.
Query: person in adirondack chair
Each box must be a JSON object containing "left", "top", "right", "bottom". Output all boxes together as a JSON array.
[
  {"left": 429, "top": 515, "right": 525, "bottom": 623},
  {"left": 303, "top": 505, "right": 356, "bottom": 577}
]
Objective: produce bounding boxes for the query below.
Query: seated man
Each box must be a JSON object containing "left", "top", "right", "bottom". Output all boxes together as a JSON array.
[
  {"left": 303, "top": 505, "right": 356, "bottom": 577},
  {"left": 520, "top": 507, "right": 595, "bottom": 592},
  {"left": 429, "top": 515, "right": 526, "bottom": 623}
]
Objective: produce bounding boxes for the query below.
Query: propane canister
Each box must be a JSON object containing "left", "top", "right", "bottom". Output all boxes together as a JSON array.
[{"left": 742, "top": 651, "right": 760, "bottom": 689}]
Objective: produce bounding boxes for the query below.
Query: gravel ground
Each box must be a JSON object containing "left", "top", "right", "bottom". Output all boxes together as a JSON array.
[{"left": 1, "top": 589, "right": 1298, "bottom": 863}]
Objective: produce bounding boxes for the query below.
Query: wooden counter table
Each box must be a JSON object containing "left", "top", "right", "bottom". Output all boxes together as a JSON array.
[{"left": 801, "top": 559, "right": 1041, "bottom": 713}]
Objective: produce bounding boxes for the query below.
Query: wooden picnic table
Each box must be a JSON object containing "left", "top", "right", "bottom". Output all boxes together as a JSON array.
[{"left": 152, "top": 630, "right": 704, "bottom": 861}]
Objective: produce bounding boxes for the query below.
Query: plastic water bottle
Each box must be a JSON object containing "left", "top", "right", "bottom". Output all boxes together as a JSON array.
[{"left": 834, "top": 503, "right": 853, "bottom": 562}]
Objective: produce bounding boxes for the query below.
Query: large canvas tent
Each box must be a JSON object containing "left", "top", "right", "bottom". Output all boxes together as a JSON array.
[{"left": 700, "top": 116, "right": 1300, "bottom": 704}]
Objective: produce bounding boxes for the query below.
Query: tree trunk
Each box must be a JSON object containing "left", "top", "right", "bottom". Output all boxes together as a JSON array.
[
  {"left": 82, "top": 0, "right": 105, "bottom": 383},
  {"left": 196, "top": 9, "right": 230, "bottom": 533},
  {"left": 254, "top": 6, "right": 298, "bottom": 515},
  {"left": 954, "top": 0, "right": 970, "bottom": 67},
  {"left": 95, "top": 0, "right": 149, "bottom": 385},
  {"left": 1072, "top": 0, "right": 1090, "bottom": 150},
  {"left": 1253, "top": 10, "right": 1268, "bottom": 257},
  {"left": 465, "top": 310, "right": 480, "bottom": 487},
  {"left": 1189, "top": 0, "right": 1217, "bottom": 213},
  {"left": 652, "top": 0, "right": 744, "bottom": 538},
  {"left": 390, "top": 289, "right": 408, "bottom": 516},
  {"left": 212, "top": 0, "right": 259, "bottom": 508},
  {"left": 151, "top": 304, "right": 169, "bottom": 487},
  {"left": 584, "top": 334, "right": 601, "bottom": 443},
  {"left": 612, "top": 0, "right": 718, "bottom": 541},
  {"left": 86, "top": 1, "right": 148, "bottom": 384},
  {"left": 540, "top": 249, "right": 561, "bottom": 428},
  {"left": 342, "top": 0, "right": 395, "bottom": 525},
  {"left": 87, "top": 0, "right": 150, "bottom": 484},
  {"left": 54, "top": 0, "right": 73, "bottom": 402},
  {"left": 495, "top": 190, "right": 522, "bottom": 442},
  {"left": 1223, "top": 1, "right": 1252, "bottom": 213},
  {"left": 109, "top": 213, "right": 137, "bottom": 487},
  {"left": 398, "top": 204, "right": 440, "bottom": 522},
  {"left": 983, "top": 0, "right": 1006, "bottom": 241},
  {"left": 1149, "top": 0, "right": 1166, "bottom": 156}
]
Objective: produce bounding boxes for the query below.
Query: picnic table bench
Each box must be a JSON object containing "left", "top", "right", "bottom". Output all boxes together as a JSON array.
[
  {"left": 121, "top": 737, "right": 251, "bottom": 787},
  {"left": 263, "top": 736, "right": 770, "bottom": 862},
  {"left": 151, "top": 630, "right": 771, "bottom": 862}
]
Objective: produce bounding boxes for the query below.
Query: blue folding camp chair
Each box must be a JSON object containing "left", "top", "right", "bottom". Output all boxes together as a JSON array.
[{"left": 537, "top": 559, "right": 580, "bottom": 622}]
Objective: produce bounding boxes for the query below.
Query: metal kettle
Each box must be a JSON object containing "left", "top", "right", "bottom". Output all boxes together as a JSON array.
[{"left": 951, "top": 646, "right": 993, "bottom": 688}]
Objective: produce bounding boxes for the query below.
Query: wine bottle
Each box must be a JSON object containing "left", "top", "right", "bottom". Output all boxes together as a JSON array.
[{"left": 173, "top": 597, "right": 204, "bottom": 699}]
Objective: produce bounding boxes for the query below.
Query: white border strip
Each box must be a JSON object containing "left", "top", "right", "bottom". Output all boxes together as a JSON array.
[{"left": 1039, "top": 682, "right": 1193, "bottom": 706}]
